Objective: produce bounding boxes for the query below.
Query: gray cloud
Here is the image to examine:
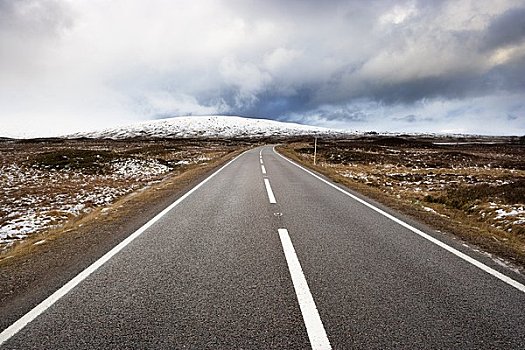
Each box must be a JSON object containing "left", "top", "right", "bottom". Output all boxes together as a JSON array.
[
  {"left": 0, "top": 0, "right": 524, "bottom": 137},
  {"left": 0, "top": 0, "right": 73, "bottom": 37},
  {"left": 393, "top": 114, "right": 434, "bottom": 123},
  {"left": 396, "top": 115, "right": 418, "bottom": 123},
  {"left": 482, "top": 6, "right": 525, "bottom": 50}
]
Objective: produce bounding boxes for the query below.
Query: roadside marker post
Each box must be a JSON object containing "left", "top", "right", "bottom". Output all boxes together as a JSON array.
[{"left": 313, "top": 137, "right": 318, "bottom": 165}]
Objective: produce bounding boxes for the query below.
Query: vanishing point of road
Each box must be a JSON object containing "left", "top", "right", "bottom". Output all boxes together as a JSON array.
[{"left": 1, "top": 146, "right": 524, "bottom": 349}]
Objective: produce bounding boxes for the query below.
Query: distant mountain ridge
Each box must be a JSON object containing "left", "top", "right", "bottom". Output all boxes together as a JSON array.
[{"left": 68, "top": 115, "right": 347, "bottom": 139}]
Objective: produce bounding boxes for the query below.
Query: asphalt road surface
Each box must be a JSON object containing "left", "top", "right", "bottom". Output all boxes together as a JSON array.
[{"left": 1, "top": 146, "right": 525, "bottom": 349}]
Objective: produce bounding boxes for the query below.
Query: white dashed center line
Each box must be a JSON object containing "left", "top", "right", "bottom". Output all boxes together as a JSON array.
[
  {"left": 263, "top": 178, "right": 277, "bottom": 204},
  {"left": 278, "top": 228, "right": 332, "bottom": 350},
  {"left": 259, "top": 148, "right": 329, "bottom": 347}
]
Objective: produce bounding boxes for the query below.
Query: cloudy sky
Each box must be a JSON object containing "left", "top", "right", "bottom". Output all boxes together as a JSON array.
[{"left": 1, "top": 0, "right": 524, "bottom": 137}]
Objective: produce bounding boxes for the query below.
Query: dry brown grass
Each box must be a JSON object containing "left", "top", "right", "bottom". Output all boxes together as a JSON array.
[
  {"left": 0, "top": 145, "right": 249, "bottom": 264},
  {"left": 278, "top": 136, "right": 525, "bottom": 269},
  {"left": 0, "top": 138, "right": 250, "bottom": 257}
]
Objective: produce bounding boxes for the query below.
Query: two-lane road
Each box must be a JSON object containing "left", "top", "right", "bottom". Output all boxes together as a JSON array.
[{"left": 1, "top": 146, "right": 524, "bottom": 349}]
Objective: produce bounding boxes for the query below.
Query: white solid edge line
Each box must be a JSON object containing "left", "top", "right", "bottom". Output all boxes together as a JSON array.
[
  {"left": 264, "top": 178, "right": 277, "bottom": 204},
  {"left": 0, "top": 150, "right": 248, "bottom": 346},
  {"left": 273, "top": 147, "right": 525, "bottom": 294},
  {"left": 278, "top": 229, "right": 332, "bottom": 350},
  {"left": 261, "top": 165, "right": 267, "bottom": 174}
]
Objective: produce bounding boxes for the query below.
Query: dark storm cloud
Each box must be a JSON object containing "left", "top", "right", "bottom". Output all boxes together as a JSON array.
[
  {"left": 343, "top": 57, "right": 525, "bottom": 105},
  {"left": 211, "top": 0, "right": 525, "bottom": 121},
  {"left": 238, "top": 88, "right": 317, "bottom": 119},
  {"left": 482, "top": 6, "right": 525, "bottom": 50},
  {"left": 487, "top": 54, "right": 525, "bottom": 91},
  {"left": 244, "top": 52, "right": 525, "bottom": 121}
]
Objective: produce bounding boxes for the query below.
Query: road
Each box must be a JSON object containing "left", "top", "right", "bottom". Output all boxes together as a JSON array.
[{"left": 1, "top": 146, "right": 525, "bottom": 349}]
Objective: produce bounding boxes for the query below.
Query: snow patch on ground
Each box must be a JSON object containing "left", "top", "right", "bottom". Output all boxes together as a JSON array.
[
  {"left": 422, "top": 206, "right": 448, "bottom": 218},
  {"left": 337, "top": 166, "right": 524, "bottom": 231},
  {"left": 495, "top": 207, "right": 524, "bottom": 219},
  {"left": 111, "top": 159, "right": 170, "bottom": 178},
  {"left": 0, "top": 157, "right": 178, "bottom": 250}
]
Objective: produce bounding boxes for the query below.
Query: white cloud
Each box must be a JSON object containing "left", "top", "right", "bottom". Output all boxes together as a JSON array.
[
  {"left": 379, "top": 1, "right": 418, "bottom": 25},
  {"left": 140, "top": 91, "right": 226, "bottom": 117},
  {"left": 0, "top": 0, "right": 524, "bottom": 137},
  {"left": 263, "top": 48, "right": 301, "bottom": 73}
]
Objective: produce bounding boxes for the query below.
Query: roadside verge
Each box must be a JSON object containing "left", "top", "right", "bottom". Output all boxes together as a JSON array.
[
  {"left": 276, "top": 145, "right": 525, "bottom": 273},
  {"left": 0, "top": 147, "right": 247, "bottom": 333}
]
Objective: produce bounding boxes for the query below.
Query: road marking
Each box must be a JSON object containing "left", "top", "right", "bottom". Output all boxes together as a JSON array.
[
  {"left": 274, "top": 147, "right": 525, "bottom": 294},
  {"left": 261, "top": 165, "right": 267, "bottom": 174},
  {"left": 264, "top": 178, "right": 277, "bottom": 204},
  {"left": 0, "top": 151, "right": 248, "bottom": 346},
  {"left": 278, "top": 228, "right": 332, "bottom": 350},
  {"left": 260, "top": 158, "right": 264, "bottom": 164},
  {"left": 259, "top": 148, "right": 263, "bottom": 157}
]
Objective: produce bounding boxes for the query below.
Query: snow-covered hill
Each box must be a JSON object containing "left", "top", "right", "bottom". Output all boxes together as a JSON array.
[{"left": 68, "top": 116, "right": 347, "bottom": 139}]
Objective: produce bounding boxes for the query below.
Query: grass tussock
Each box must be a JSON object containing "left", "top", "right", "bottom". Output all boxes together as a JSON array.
[
  {"left": 426, "top": 180, "right": 525, "bottom": 210},
  {"left": 31, "top": 149, "right": 119, "bottom": 174}
]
